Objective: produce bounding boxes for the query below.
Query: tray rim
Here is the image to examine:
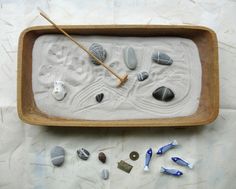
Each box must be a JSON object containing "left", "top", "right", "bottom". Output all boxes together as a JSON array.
[{"left": 17, "top": 25, "right": 219, "bottom": 127}]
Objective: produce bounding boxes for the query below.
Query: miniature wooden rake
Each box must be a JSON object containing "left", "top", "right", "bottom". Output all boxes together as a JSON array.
[{"left": 39, "top": 10, "right": 128, "bottom": 87}]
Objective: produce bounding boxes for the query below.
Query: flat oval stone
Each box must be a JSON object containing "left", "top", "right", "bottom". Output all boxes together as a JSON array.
[
  {"left": 101, "top": 169, "right": 109, "bottom": 180},
  {"left": 89, "top": 43, "right": 107, "bottom": 65},
  {"left": 96, "top": 93, "right": 104, "bottom": 103},
  {"left": 137, "top": 71, "right": 149, "bottom": 81},
  {"left": 50, "top": 146, "right": 65, "bottom": 167},
  {"left": 123, "top": 47, "right": 138, "bottom": 70},
  {"left": 152, "top": 86, "right": 175, "bottom": 102},
  {"left": 98, "top": 152, "right": 106, "bottom": 163},
  {"left": 152, "top": 51, "right": 173, "bottom": 65},
  {"left": 77, "top": 148, "right": 90, "bottom": 160}
]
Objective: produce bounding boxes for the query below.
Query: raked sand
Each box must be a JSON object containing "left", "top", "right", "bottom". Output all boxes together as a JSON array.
[{"left": 32, "top": 35, "right": 202, "bottom": 120}]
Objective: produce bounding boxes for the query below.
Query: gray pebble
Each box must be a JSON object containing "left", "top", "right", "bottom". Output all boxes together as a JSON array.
[
  {"left": 152, "top": 86, "right": 175, "bottom": 102},
  {"left": 50, "top": 146, "right": 65, "bottom": 167},
  {"left": 152, "top": 51, "right": 173, "bottom": 65},
  {"left": 137, "top": 71, "right": 149, "bottom": 81},
  {"left": 89, "top": 43, "right": 107, "bottom": 65},
  {"left": 96, "top": 93, "right": 104, "bottom": 103},
  {"left": 101, "top": 169, "right": 109, "bottom": 180},
  {"left": 123, "top": 47, "right": 138, "bottom": 70},
  {"left": 77, "top": 148, "right": 90, "bottom": 160}
]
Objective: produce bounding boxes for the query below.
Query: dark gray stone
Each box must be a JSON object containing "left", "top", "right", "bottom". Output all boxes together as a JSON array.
[
  {"left": 137, "top": 71, "right": 149, "bottom": 81},
  {"left": 77, "top": 148, "right": 90, "bottom": 160},
  {"left": 123, "top": 47, "right": 138, "bottom": 70},
  {"left": 152, "top": 51, "right": 173, "bottom": 65},
  {"left": 152, "top": 86, "right": 175, "bottom": 102},
  {"left": 89, "top": 43, "right": 107, "bottom": 65},
  {"left": 96, "top": 93, "right": 104, "bottom": 103},
  {"left": 50, "top": 146, "right": 65, "bottom": 167}
]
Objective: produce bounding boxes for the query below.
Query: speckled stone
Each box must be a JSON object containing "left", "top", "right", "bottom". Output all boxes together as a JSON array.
[
  {"left": 101, "top": 169, "right": 109, "bottom": 180},
  {"left": 89, "top": 43, "right": 107, "bottom": 65},
  {"left": 52, "top": 81, "right": 67, "bottom": 101},
  {"left": 96, "top": 93, "right": 104, "bottom": 103},
  {"left": 123, "top": 47, "right": 138, "bottom": 70},
  {"left": 152, "top": 86, "right": 175, "bottom": 102},
  {"left": 50, "top": 146, "right": 65, "bottom": 167},
  {"left": 152, "top": 51, "right": 173, "bottom": 65},
  {"left": 137, "top": 71, "right": 149, "bottom": 81},
  {"left": 98, "top": 152, "right": 106, "bottom": 163},
  {"left": 77, "top": 148, "right": 90, "bottom": 160}
]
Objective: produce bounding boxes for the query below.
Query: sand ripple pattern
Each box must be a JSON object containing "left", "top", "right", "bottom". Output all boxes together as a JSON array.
[{"left": 32, "top": 35, "right": 202, "bottom": 120}]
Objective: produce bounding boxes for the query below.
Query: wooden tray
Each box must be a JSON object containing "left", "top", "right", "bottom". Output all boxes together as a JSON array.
[{"left": 17, "top": 25, "right": 219, "bottom": 127}]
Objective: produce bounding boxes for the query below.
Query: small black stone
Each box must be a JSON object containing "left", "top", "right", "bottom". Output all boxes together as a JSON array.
[
  {"left": 96, "top": 93, "right": 104, "bottom": 103},
  {"left": 137, "top": 71, "right": 149, "bottom": 81},
  {"left": 152, "top": 86, "right": 175, "bottom": 102}
]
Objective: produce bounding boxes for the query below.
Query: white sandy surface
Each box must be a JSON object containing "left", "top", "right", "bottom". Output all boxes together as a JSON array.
[{"left": 32, "top": 35, "right": 202, "bottom": 120}]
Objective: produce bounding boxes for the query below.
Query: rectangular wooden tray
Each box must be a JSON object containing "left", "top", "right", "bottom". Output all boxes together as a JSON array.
[{"left": 17, "top": 25, "right": 219, "bottom": 127}]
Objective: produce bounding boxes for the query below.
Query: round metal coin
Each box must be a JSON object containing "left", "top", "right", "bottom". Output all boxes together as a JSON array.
[{"left": 129, "top": 151, "right": 139, "bottom": 161}]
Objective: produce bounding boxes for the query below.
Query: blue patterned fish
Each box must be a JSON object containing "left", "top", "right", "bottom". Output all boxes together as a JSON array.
[
  {"left": 144, "top": 148, "right": 152, "bottom": 171},
  {"left": 157, "top": 140, "right": 178, "bottom": 155},
  {"left": 160, "top": 167, "right": 183, "bottom": 177},
  {"left": 171, "top": 157, "right": 193, "bottom": 169}
]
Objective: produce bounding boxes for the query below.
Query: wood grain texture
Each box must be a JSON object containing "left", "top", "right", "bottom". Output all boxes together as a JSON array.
[{"left": 17, "top": 25, "right": 219, "bottom": 127}]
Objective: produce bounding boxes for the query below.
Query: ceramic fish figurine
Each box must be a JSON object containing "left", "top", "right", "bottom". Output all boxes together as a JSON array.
[
  {"left": 160, "top": 167, "right": 183, "bottom": 177},
  {"left": 144, "top": 148, "right": 152, "bottom": 171},
  {"left": 171, "top": 157, "right": 193, "bottom": 169},
  {"left": 157, "top": 140, "right": 178, "bottom": 155},
  {"left": 52, "top": 81, "right": 67, "bottom": 101}
]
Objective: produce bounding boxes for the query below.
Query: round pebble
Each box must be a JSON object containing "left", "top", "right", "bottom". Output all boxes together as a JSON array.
[
  {"left": 98, "top": 152, "right": 106, "bottom": 163},
  {"left": 89, "top": 43, "right": 107, "bottom": 65},
  {"left": 50, "top": 146, "right": 65, "bottom": 167},
  {"left": 152, "top": 51, "right": 173, "bottom": 65},
  {"left": 152, "top": 86, "right": 175, "bottom": 102},
  {"left": 77, "top": 148, "right": 90, "bottom": 160},
  {"left": 137, "top": 71, "right": 149, "bottom": 81}
]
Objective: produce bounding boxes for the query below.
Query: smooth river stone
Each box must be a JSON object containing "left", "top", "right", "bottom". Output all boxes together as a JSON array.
[
  {"left": 96, "top": 93, "right": 104, "bottom": 103},
  {"left": 50, "top": 146, "right": 65, "bottom": 167},
  {"left": 123, "top": 47, "right": 138, "bottom": 70},
  {"left": 98, "top": 152, "right": 107, "bottom": 163},
  {"left": 101, "top": 169, "right": 109, "bottom": 180},
  {"left": 77, "top": 148, "right": 90, "bottom": 160},
  {"left": 89, "top": 43, "right": 107, "bottom": 65},
  {"left": 137, "top": 71, "right": 149, "bottom": 81},
  {"left": 152, "top": 51, "right": 173, "bottom": 65},
  {"left": 152, "top": 86, "right": 175, "bottom": 102}
]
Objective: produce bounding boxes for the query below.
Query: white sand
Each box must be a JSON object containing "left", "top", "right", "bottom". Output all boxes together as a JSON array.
[{"left": 32, "top": 35, "right": 202, "bottom": 120}]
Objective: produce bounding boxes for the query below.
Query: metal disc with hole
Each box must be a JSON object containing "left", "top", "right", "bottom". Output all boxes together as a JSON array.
[{"left": 129, "top": 151, "right": 139, "bottom": 161}]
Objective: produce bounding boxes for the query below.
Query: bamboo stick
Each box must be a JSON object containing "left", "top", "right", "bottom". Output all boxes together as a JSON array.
[{"left": 39, "top": 10, "right": 128, "bottom": 87}]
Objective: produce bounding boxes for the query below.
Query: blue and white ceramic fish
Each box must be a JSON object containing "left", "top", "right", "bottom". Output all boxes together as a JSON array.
[
  {"left": 171, "top": 157, "right": 193, "bottom": 169},
  {"left": 160, "top": 167, "right": 183, "bottom": 177},
  {"left": 144, "top": 148, "right": 152, "bottom": 171},
  {"left": 157, "top": 140, "right": 178, "bottom": 155}
]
